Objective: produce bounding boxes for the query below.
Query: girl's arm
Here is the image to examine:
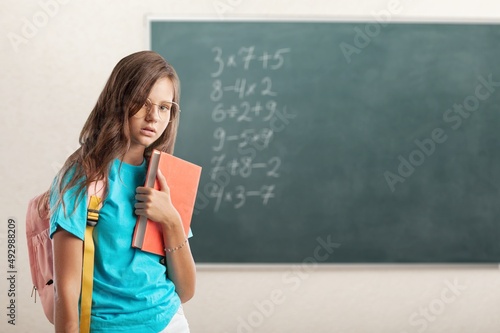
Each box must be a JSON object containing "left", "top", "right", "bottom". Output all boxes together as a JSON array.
[
  {"left": 161, "top": 220, "right": 196, "bottom": 303},
  {"left": 52, "top": 228, "right": 83, "bottom": 333},
  {"left": 135, "top": 169, "right": 196, "bottom": 303}
]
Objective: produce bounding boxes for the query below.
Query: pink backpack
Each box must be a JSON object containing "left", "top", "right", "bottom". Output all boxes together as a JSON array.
[
  {"left": 26, "top": 181, "right": 104, "bottom": 325},
  {"left": 26, "top": 192, "right": 55, "bottom": 323}
]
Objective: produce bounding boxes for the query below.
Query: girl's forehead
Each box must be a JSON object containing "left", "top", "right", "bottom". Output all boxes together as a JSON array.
[{"left": 148, "top": 78, "right": 175, "bottom": 101}]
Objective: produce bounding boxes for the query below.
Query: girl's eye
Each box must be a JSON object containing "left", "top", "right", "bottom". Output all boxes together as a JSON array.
[{"left": 159, "top": 105, "right": 170, "bottom": 112}]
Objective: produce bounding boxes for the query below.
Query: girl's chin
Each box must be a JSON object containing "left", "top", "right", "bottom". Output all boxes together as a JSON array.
[{"left": 130, "top": 138, "right": 156, "bottom": 150}]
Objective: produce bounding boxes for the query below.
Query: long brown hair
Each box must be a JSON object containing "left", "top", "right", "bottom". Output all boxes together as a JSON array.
[{"left": 45, "top": 51, "right": 181, "bottom": 215}]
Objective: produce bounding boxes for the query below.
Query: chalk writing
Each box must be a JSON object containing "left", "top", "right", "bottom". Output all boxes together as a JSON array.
[{"left": 208, "top": 45, "right": 291, "bottom": 212}]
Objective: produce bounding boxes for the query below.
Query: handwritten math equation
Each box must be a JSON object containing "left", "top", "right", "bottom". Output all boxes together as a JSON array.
[
  {"left": 211, "top": 46, "right": 290, "bottom": 77},
  {"left": 210, "top": 154, "right": 281, "bottom": 179},
  {"left": 207, "top": 45, "right": 291, "bottom": 212},
  {"left": 207, "top": 184, "right": 276, "bottom": 211},
  {"left": 211, "top": 100, "right": 285, "bottom": 122}
]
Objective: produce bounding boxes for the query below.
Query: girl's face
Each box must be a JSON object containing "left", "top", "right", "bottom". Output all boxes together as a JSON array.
[{"left": 128, "top": 77, "right": 175, "bottom": 152}]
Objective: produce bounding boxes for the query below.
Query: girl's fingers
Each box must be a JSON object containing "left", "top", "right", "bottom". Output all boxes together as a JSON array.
[
  {"left": 135, "top": 194, "right": 149, "bottom": 202},
  {"left": 134, "top": 202, "right": 147, "bottom": 209},
  {"left": 136, "top": 186, "right": 152, "bottom": 194}
]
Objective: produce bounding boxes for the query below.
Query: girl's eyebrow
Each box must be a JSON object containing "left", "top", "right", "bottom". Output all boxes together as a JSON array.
[{"left": 148, "top": 98, "right": 174, "bottom": 104}]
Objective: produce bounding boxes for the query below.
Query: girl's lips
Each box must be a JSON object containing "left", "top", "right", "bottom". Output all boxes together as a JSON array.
[
  {"left": 140, "top": 128, "right": 156, "bottom": 137},
  {"left": 143, "top": 126, "right": 156, "bottom": 132}
]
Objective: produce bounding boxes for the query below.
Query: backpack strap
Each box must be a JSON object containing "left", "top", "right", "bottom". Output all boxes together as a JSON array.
[{"left": 80, "top": 180, "right": 104, "bottom": 333}]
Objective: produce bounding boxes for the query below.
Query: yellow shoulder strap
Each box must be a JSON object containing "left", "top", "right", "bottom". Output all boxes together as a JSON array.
[{"left": 80, "top": 194, "right": 102, "bottom": 333}]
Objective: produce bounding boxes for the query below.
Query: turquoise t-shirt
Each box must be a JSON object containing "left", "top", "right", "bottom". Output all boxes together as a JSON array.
[{"left": 50, "top": 159, "right": 181, "bottom": 333}]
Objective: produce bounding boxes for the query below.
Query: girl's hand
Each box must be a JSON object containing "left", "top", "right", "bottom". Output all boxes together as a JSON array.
[{"left": 134, "top": 169, "right": 181, "bottom": 228}]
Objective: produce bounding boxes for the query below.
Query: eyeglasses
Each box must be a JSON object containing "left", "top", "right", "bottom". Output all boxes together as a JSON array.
[{"left": 133, "top": 98, "right": 181, "bottom": 122}]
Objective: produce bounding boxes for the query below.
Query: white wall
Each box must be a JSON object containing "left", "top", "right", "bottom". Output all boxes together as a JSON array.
[{"left": 1, "top": 0, "right": 500, "bottom": 332}]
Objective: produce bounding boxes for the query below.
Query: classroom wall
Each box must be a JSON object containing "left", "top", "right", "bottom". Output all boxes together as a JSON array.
[{"left": 1, "top": 0, "right": 499, "bottom": 332}]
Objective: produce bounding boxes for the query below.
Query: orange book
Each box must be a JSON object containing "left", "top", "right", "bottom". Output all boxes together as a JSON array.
[{"left": 132, "top": 150, "right": 202, "bottom": 256}]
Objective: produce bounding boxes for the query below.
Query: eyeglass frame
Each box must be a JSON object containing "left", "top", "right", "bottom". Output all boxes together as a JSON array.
[{"left": 133, "top": 98, "right": 181, "bottom": 122}]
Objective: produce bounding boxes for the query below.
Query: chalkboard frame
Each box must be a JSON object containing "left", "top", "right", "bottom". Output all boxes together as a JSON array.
[{"left": 147, "top": 17, "right": 500, "bottom": 264}]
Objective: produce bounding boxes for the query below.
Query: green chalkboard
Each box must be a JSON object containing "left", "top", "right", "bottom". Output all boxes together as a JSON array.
[{"left": 150, "top": 20, "right": 500, "bottom": 263}]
